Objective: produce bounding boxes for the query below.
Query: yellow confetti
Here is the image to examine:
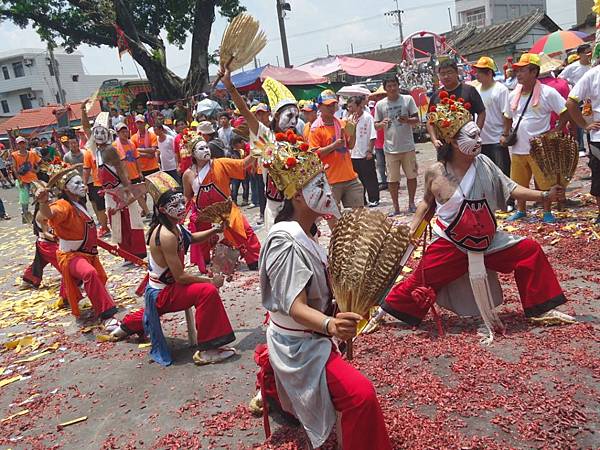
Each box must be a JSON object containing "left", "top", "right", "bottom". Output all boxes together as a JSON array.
[
  {"left": 550, "top": 238, "right": 561, "bottom": 245},
  {"left": 14, "top": 351, "right": 52, "bottom": 364},
  {"left": 58, "top": 416, "right": 87, "bottom": 428},
  {"left": 96, "top": 335, "right": 116, "bottom": 343},
  {"left": 504, "top": 225, "right": 518, "bottom": 233},
  {"left": 1, "top": 409, "right": 29, "bottom": 422},
  {"left": 402, "top": 266, "right": 413, "bottom": 273},
  {"left": 138, "top": 343, "right": 152, "bottom": 349},
  {"left": 0, "top": 375, "right": 22, "bottom": 388}
]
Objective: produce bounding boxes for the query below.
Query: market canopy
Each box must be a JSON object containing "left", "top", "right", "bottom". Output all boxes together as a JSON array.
[
  {"left": 215, "top": 64, "right": 327, "bottom": 90},
  {"left": 296, "top": 56, "right": 396, "bottom": 77}
]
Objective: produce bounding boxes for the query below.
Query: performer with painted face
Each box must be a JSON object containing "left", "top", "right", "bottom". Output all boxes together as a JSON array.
[
  {"left": 256, "top": 136, "right": 392, "bottom": 449},
  {"left": 95, "top": 122, "right": 147, "bottom": 261},
  {"left": 374, "top": 94, "right": 574, "bottom": 339},
  {"left": 220, "top": 66, "right": 301, "bottom": 231},
  {"left": 21, "top": 180, "right": 67, "bottom": 301},
  {"left": 111, "top": 172, "right": 236, "bottom": 366},
  {"left": 182, "top": 134, "right": 260, "bottom": 272},
  {"left": 35, "top": 165, "right": 119, "bottom": 331}
]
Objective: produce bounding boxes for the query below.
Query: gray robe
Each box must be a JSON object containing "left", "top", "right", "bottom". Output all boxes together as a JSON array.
[
  {"left": 259, "top": 221, "right": 336, "bottom": 448},
  {"left": 435, "top": 154, "right": 524, "bottom": 316}
]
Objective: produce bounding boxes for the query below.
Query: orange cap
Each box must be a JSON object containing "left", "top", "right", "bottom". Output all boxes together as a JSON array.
[
  {"left": 473, "top": 56, "right": 496, "bottom": 71},
  {"left": 512, "top": 53, "right": 541, "bottom": 68}
]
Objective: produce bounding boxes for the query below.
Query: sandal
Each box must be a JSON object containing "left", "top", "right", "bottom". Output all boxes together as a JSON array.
[{"left": 193, "top": 347, "right": 236, "bottom": 366}]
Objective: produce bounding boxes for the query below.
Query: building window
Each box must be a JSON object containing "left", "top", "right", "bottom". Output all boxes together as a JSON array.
[
  {"left": 19, "top": 94, "right": 32, "bottom": 110},
  {"left": 72, "top": 74, "right": 79, "bottom": 82},
  {"left": 1, "top": 100, "right": 9, "bottom": 114},
  {"left": 1, "top": 66, "right": 9, "bottom": 80},
  {"left": 464, "top": 7, "right": 486, "bottom": 27},
  {"left": 13, "top": 62, "right": 25, "bottom": 78}
]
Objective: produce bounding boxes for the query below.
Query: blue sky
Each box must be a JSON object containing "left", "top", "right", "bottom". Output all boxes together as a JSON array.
[{"left": 0, "top": 0, "right": 581, "bottom": 78}]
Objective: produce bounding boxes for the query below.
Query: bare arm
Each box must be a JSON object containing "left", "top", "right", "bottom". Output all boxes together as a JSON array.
[
  {"left": 427, "top": 121, "right": 443, "bottom": 149},
  {"left": 476, "top": 110, "right": 486, "bottom": 130},
  {"left": 511, "top": 184, "right": 563, "bottom": 201},
  {"left": 567, "top": 98, "right": 600, "bottom": 131},
  {"left": 243, "top": 154, "right": 257, "bottom": 170},
  {"left": 190, "top": 225, "right": 222, "bottom": 244},
  {"left": 289, "top": 290, "right": 363, "bottom": 341},
  {"left": 556, "top": 109, "right": 570, "bottom": 131},
  {"left": 82, "top": 167, "right": 91, "bottom": 185},
  {"left": 159, "top": 229, "right": 214, "bottom": 285},
  {"left": 409, "top": 166, "right": 437, "bottom": 236},
  {"left": 219, "top": 66, "right": 260, "bottom": 136},
  {"left": 35, "top": 190, "right": 55, "bottom": 220},
  {"left": 399, "top": 113, "right": 420, "bottom": 126},
  {"left": 80, "top": 100, "right": 91, "bottom": 136},
  {"left": 182, "top": 169, "right": 195, "bottom": 202}
]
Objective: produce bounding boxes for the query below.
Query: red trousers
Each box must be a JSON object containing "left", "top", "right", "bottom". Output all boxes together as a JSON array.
[
  {"left": 325, "top": 350, "right": 392, "bottom": 450},
  {"left": 68, "top": 256, "right": 117, "bottom": 320},
  {"left": 383, "top": 237, "right": 567, "bottom": 325},
  {"left": 121, "top": 282, "right": 235, "bottom": 350},
  {"left": 117, "top": 207, "right": 147, "bottom": 258},
  {"left": 189, "top": 215, "right": 260, "bottom": 272},
  {"left": 23, "top": 240, "right": 67, "bottom": 298}
]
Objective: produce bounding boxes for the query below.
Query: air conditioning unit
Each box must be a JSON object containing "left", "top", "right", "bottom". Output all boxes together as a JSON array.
[
  {"left": 27, "top": 93, "right": 37, "bottom": 100},
  {"left": 23, "top": 58, "right": 34, "bottom": 67}
]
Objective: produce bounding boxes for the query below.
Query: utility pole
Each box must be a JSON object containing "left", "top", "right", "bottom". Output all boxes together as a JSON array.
[
  {"left": 276, "top": 0, "right": 291, "bottom": 67},
  {"left": 448, "top": 7, "right": 454, "bottom": 29},
  {"left": 351, "top": 43, "right": 354, "bottom": 54},
  {"left": 47, "top": 43, "right": 66, "bottom": 105},
  {"left": 326, "top": 44, "right": 330, "bottom": 56},
  {"left": 385, "top": 0, "right": 404, "bottom": 45}
]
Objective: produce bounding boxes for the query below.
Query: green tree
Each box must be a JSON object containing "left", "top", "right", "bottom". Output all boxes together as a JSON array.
[{"left": 0, "top": 0, "right": 245, "bottom": 99}]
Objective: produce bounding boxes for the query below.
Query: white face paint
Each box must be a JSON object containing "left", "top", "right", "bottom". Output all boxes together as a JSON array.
[
  {"left": 301, "top": 172, "right": 341, "bottom": 219},
  {"left": 66, "top": 175, "right": 87, "bottom": 198},
  {"left": 162, "top": 192, "right": 186, "bottom": 221},
  {"left": 277, "top": 105, "right": 300, "bottom": 131},
  {"left": 92, "top": 125, "right": 111, "bottom": 145},
  {"left": 193, "top": 140, "right": 211, "bottom": 161},
  {"left": 456, "top": 121, "right": 482, "bottom": 156}
]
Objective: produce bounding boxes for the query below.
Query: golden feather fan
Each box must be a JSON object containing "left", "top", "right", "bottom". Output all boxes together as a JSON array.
[
  {"left": 214, "top": 13, "right": 267, "bottom": 87},
  {"left": 529, "top": 130, "right": 578, "bottom": 187},
  {"left": 328, "top": 209, "right": 411, "bottom": 319},
  {"left": 195, "top": 199, "right": 233, "bottom": 224}
]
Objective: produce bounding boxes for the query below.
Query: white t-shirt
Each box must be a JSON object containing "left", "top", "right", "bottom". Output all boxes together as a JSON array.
[
  {"left": 157, "top": 134, "right": 177, "bottom": 171},
  {"left": 218, "top": 126, "right": 233, "bottom": 149},
  {"left": 350, "top": 113, "right": 377, "bottom": 159},
  {"left": 507, "top": 84, "right": 566, "bottom": 155},
  {"left": 110, "top": 115, "right": 125, "bottom": 129},
  {"left": 374, "top": 95, "right": 418, "bottom": 153},
  {"left": 558, "top": 61, "right": 591, "bottom": 86},
  {"left": 161, "top": 108, "right": 174, "bottom": 119},
  {"left": 476, "top": 81, "right": 510, "bottom": 145},
  {"left": 570, "top": 65, "right": 600, "bottom": 143}
]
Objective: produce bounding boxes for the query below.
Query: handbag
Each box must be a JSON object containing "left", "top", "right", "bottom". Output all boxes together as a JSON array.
[
  {"left": 504, "top": 90, "right": 533, "bottom": 147},
  {"left": 16, "top": 151, "right": 31, "bottom": 176}
]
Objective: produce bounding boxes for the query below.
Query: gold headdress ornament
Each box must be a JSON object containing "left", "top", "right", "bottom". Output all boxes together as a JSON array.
[
  {"left": 257, "top": 130, "right": 322, "bottom": 199},
  {"left": 179, "top": 129, "right": 204, "bottom": 160},
  {"left": 145, "top": 171, "right": 181, "bottom": 204},
  {"left": 427, "top": 91, "right": 472, "bottom": 143},
  {"left": 47, "top": 164, "right": 83, "bottom": 192},
  {"left": 262, "top": 77, "right": 297, "bottom": 113}
]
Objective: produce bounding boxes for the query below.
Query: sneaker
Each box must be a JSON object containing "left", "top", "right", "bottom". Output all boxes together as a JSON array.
[
  {"left": 193, "top": 347, "right": 236, "bottom": 365},
  {"left": 1, "top": 214, "right": 10, "bottom": 220},
  {"left": 97, "top": 226, "right": 111, "bottom": 238},
  {"left": 408, "top": 205, "right": 417, "bottom": 213},
  {"left": 530, "top": 309, "right": 575, "bottom": 325},
  {"left": 506, "top": 210, "right": 526, "bottom": 221},
  {"left": 102, "top": 317, "right": 121, "bottom": 333},
  {"left": 578, "top": 150, "right": 586, "bottom": 157},
  {"left": 248, "top": 262, "right": 259, "bottom": 271},
  {"left": 387, "top": 210, "right": 401, "bottom": 218},
  {"left": 241, "top": 200, "right": 249, "bottom": 207},
  {"left": 542, "top": 212, "right": 556, "bottom": 224},
  {"left": 256, "top": 216, "right": 264, "bottom": 225},
  {"left": 367, "top": 201, "right": 379, "bottom": 208},
  {"left": 248, "top": 203, "right": 257, "bottom": 209},
  {"left": 506, "top": 205, "right": 514, "bottom": 213}
]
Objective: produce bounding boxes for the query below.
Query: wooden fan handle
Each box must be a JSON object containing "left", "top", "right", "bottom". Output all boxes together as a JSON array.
[
  {"left": 346, "top": 339, "right": 353, "bottom": 360},
  {"left": 211, "top": 55, "right": 236, "bottom": 89}
]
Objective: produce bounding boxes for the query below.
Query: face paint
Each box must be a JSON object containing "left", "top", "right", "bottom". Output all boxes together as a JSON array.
[
  {"left": 162, "top": 193, "right": 186, "bottom": 221},
  {"left": 301, "top": 172, "right": 341, "bottom": 219},
  {"left": 66, "top": 175, "right": 87, "bottom": 198},
  {"left": 277, "top": 105, "right": 299, "bottom": 131},
  {"left": 193, "top": 140, "right": 211, "bottom": 161},
  {"left": 92, "top": 125, "right": 111, "bottom": 145},
  {"left": 456, "top": 121, "right": 482, "bottom": 156}
]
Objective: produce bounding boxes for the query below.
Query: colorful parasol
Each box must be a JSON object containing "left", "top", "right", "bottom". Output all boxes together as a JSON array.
[{"left": 530, "top": 31, "right": 585, "bottom": 55}]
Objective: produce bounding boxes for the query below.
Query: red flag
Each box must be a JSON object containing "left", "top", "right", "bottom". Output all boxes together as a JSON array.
[{"left": 113, "top": 24, "right": 131, "bottom": 59}]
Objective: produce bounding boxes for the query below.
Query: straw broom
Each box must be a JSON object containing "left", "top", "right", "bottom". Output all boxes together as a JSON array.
[
  {"left": 529, "top": 130, "right": 578, "bottom": 188},
  {"left": 328, "top": 209, "right": 411, "bottom": 358},
  {"left": 212, "top": 13, "right": 267, "bottom": 88}
]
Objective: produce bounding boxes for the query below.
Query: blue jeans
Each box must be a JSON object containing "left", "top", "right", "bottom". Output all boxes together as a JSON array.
[
  {"left": 231, "top": 177, "right": 249, "bottom": 204},
  {"left": 251, "top": 173, "right": 266, "bottom": 216},
  {"left": 375, "top": 148, "right": 387, "bottom": 184},
  {"left": 0, "top": 197, "right": 6, "bottom": 217}
]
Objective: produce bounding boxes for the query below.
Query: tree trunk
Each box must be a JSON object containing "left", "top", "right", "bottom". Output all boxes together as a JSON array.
[
  {"left": 128, "top": 45, "right": 184, "bottom": 100},
  {"left": 184, "top": 0, "right": 216, "bottom": 97}
]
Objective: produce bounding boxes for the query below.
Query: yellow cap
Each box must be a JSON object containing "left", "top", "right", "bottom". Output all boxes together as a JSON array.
[
  {"left": 473, "top": 56, "right": 496, "bottom": 71},
  {"left": 567, "top": 54, "right": 580, "bottom": 65},
  {"left": 513, "top": 53, "right": 541, "bottom": 68}
]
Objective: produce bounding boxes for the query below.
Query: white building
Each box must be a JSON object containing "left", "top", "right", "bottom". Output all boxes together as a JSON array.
[
  {"left": 456, "top": 0, "right": 547, "bottom": 27},
  {"left": 0, "top": 48, "right": 136, "bottom": 118}
]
